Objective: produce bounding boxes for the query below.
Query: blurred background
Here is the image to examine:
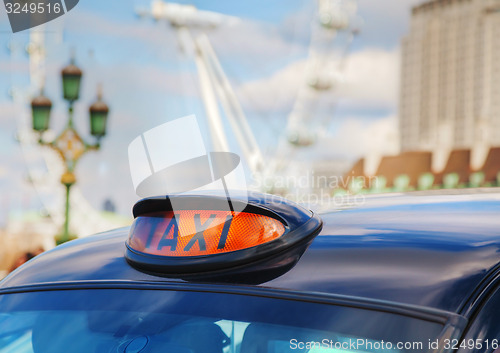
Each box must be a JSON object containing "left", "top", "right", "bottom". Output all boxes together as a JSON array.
[{"left": 1, "top": 0, "right": 499, "bottom": 275}]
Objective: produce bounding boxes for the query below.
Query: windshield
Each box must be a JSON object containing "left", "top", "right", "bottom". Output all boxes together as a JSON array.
[{"left": 0, "top": 288, "right": 445, "bottom": 353}]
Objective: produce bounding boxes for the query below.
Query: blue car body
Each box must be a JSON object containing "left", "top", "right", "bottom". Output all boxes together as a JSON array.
[{"left": 1, "top": 191, "right": 500, "bottom": 353}]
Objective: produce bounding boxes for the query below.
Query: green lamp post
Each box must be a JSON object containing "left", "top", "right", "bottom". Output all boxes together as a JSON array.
[
  {"left": 61, "top": 60, "right": 82, "bottom": 102},
  {"left": 31, "top": 92, "right": 52, "bottom": 133},
  {"left": 31, "top": 58, "right": 109, "bottom": 245},
  {"left": 89, "top": 87, "right": 109, "bottom": 140}
]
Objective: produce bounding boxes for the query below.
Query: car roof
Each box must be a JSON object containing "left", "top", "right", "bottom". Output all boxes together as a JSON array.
[{"left": 2, "top": 191, "right": 500, "bottom": 316}]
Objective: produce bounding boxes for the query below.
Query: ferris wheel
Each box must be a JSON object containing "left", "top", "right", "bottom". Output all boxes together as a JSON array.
[
  {"left": 286, "top": 0, "right": 359, "bottom": 147},
  {"left": 139, "top": 0, "right": 360, "bottom": 196}
]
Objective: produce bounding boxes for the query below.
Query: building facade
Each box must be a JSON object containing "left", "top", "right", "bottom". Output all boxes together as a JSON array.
[{"left": 400, "top": 0, "right": 500, "bottom": 154}]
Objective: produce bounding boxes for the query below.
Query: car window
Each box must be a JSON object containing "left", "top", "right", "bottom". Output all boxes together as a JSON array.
[
  {"left": 457, "top": 285, "right": 500, "bottom": 353},
  {"left": 0, "top": 288, "right": 447, "bottom": 353}
]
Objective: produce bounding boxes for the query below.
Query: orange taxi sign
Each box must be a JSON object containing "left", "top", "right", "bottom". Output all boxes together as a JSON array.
[
  {"left": 125, "top": 194, "right": 322, "bottom": 276},
  {"left": 128, "top": 210, "right": 286, "bottom": 257}
]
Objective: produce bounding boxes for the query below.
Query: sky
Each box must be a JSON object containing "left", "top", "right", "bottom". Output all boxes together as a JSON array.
[{"left": 0, "top": 0, "right": 422, "bottom": 226}]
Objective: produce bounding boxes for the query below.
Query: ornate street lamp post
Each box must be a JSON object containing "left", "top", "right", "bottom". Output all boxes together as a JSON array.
[{"left": 31, "top": 58, "right": 109, "bottom": 244}]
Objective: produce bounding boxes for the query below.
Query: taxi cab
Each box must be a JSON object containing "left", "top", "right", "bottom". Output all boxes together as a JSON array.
[{"left": 0, "top": 191, "right": 500, "bottom": 353}]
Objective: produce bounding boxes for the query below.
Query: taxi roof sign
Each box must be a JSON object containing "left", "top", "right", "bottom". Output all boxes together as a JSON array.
[
  {"left": 128, "top": 210, "right": 286, "bottom": 257},
  {"left": 125, "top": 193, "right": 322, "bottom": 277}
]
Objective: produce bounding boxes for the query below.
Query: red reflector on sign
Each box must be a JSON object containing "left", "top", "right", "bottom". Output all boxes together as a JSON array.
[{"left": 128, "top": 210, "right": 286, "bottom": 257}]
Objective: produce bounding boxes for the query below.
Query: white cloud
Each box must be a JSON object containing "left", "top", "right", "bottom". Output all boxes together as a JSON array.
[
  {"left": 236, "top": 48, "right": 400, "bottom": 113},
  {"left": 62, "top": 9, "right": 170, "bottom": 47},
  {"left": 325, "top": 115, "right": 400, "bottom": 158},
  {"left": 340, "top": 48, "right": 400, "bottom": 108},
  {"left": 0, "top": 166, "right": 8, "bottom": 178},
  {"left": 262, "top": 115, "right": 400, "bottom": 177},
  {"left": 210, "top": 20, "right": 305, "bottom": 61},
  {"left": 0, "top": 101, "right": 20, "bottom": 128},
  {"left": 0, "top": 60, "right": 29, "bottom": 75},
  {"left": 237, "top": 60, "right": 305, "bottom": 113},
  {"left": 356, "top": 0, "right": 422, "bottom": 48},
  {"left": 59, "top": 7, "right": 306, "bottom": 74},
  {"left": 312, "top": 115, "right": 400, "bottom": 176}
]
